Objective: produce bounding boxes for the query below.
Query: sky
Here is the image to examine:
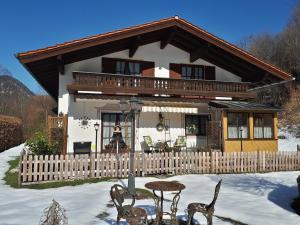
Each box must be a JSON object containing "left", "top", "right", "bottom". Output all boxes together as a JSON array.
[{"left": 0, "top": 0, "right": 298, "bottom": 94}]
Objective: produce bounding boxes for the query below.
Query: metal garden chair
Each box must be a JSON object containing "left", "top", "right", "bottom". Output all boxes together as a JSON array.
[
  {"left": 110, "top": 184, "right": 148, "bottom": 225},
  {"left": 174, "top": 136, "right": 187, "bottom": 152},
  {"left": 143, "top": 136, "right": 158, "bottom": 153},
  {"left": 187, "top": 180, "right": 222, "bottom": 225}
]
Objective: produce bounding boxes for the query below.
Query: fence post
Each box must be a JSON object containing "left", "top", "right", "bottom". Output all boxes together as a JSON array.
[
  {"left": 18, "top": 149, "right": 25, "bottom": 187},
  {"left": 256, "top": 150, "right": 260, "bottom": 173},
  {"left": 62, "top": 114, "right": 68, "bottom": 155},
  {"left": 209, "top": 148, "right": 213, "bottom": 173}
]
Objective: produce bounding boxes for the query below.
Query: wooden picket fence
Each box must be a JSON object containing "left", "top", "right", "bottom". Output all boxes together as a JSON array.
[{"left": 19, "top": 151, "right": 300, "bottom": 185}]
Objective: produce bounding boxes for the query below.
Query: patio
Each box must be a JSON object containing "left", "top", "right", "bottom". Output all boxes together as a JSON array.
[{"left": 2, "top": 144, "right": 300, "bottom": 225}]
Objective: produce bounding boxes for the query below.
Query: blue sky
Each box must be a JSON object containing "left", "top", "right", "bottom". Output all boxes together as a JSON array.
[{"left": 0, "top": 0, "right": 298, "bottom": 94}]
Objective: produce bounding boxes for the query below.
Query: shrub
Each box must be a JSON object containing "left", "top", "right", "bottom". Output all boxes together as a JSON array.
[{"left": 25, "top": 132, "right": 60, "bottom": 155}]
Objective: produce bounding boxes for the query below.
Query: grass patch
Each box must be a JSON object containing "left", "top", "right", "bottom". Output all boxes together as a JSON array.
[
  {"left": 23, "top": 177, "right": 112, "bottom": 189},
  {"left": 3, "top": 156, "right": 20, "bottom": 188},
  {"left": 3, "top": 156, "right": 111, "bottom": 189}
]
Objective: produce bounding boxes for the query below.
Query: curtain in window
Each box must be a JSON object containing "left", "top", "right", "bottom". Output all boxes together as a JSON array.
[
  {"left": 182, "top": 66, "right": 192, "bottom": 79},
  {"left": 129, "top": 62, "right": 140, "bottom": 75},
  {"left": 254, "top": 114, "right": 273, "bottom": 139},
  {"left": 228, "top": 127, "right": 238, "bottom": 138},
  {"left": 241, "top": 126, "right": 248, "bottom": 138},
  {"left": 227, "top": 112, "right": 248, "bottom": 139},
  {"left": 195, "top": 67, "right": 203, "bottom": 79},
  {"left": 116, "top": 61, "right": 125, "bottom": 74},
  {"left": 264, "top": 127, "right": 272, "bottom": 138},
  {"left": 254, "top": 127, "right": 263, "bottom": 138}
]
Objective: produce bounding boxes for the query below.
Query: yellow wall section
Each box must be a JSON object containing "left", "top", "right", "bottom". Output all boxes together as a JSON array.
[{"left": 223, "top": 112, "right": 278, "bottom": 152}]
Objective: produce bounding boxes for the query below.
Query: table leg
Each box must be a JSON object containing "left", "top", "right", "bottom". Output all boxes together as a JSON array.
[
  {"left": 160, "top": 190, "right": 164, "bottom": 213},
  {"left": 170, "top": 190, "right": 181, "bottom": 223},
  {"left": 152, "top": 190, "right": 164, "bottom": 224}
]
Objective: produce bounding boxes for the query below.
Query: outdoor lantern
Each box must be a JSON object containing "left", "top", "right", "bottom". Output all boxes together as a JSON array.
[
  {"left": 129, "top": 97, "right": 139, "bottom": 111},
  {"left": 136, "top": 100, "right": 144, "bottom": 113},
  {"left": 94, "top": 122, "right": 99, "bottom": 131},
  {"left": 94, "top": 122, "right": 100, "bottom": 156},
  {"left": 119, "top": 99, "right": 128, "bottom": 113}
]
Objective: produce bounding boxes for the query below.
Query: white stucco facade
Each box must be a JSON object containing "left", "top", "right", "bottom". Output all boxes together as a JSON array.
[{"left": 58, "top": 42, "right": 242, "bottom": 152}]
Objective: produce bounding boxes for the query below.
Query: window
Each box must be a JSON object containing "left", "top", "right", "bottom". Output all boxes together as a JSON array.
[
  {"left": 101, "top": 113, "right": 132, "bottom": 149},
  {"left": 103, "top": 57, "right": 154, "bottom": 76},
  {"left": 227, "top": 112, "right": 248, "bottom": 139},
  {"left": 185, "top": 115, "right": 207, "bottom": 136},
  {"left": 254, "top": 113, "right": 273, "bottom": 139},
  {"left": 116, "top": 60, "right": 141, "bottom": 75},
  {"left": 170, "top": 63, "right": 215, "bottom": 80},
  {"left": 182, "top": 65, "right": 204, "bottom": 80}
]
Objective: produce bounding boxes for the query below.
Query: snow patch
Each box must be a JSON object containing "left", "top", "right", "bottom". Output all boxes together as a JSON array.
[
  {"left": 0, "top": 145, "right": 299, "bottom": 225},
  {"left": 278, "top": 128, "right": 300, "bottom": 151}
]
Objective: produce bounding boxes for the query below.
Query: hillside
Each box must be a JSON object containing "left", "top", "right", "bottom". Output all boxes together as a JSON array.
[
  {"left": 0, "top": 65, "right": 56, "bottom": 139},
  {"left": 0, "top": 75, "right": 34, "bottom": 97},
  {"left": 0, "top": 75, "right": 35, "bottom": 116}
]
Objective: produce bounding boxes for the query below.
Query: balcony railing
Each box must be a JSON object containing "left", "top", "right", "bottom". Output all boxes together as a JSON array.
[{"left": 68, "top": 72, "right": 255, "bottom": 98}]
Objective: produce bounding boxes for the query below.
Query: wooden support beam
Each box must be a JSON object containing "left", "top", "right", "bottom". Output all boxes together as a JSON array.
[
  {"left": 160, "top": 28, "right": 177, "bottom": 49},
  {"left": 57, "top": 55, "right": 65, "bottom": 75},
  {"left": 190, "top": 45, "right": 209, "bottom": 63},
  {"left": 209, "top": 47, "right": 258, "bottom": 74},
  {"left": 128, "top": 36, "right": 141, "bottom": 58}
]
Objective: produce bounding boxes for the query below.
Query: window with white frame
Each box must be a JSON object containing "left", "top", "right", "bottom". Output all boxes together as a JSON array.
[
  {"left": 253, "top": 113, "right": 273, "bottom": 139},
  {"left": 227, "top": 112, "right": 248, "bottom": 139}
]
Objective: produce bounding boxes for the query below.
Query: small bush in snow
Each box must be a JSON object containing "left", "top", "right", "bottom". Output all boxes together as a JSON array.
[
  {"left": 39, "top": 199, "right": 67, "bottom": 225},
  {"left": 25, "top": 132, "right": 60, "bottom": 155}
]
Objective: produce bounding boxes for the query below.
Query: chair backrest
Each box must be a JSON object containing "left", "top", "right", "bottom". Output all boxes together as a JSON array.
[
  {"left": 110, "top": 184, "right": 135, "bottom": 212},
  {"left": 175, "top": 136, "right": 186, "bottom": 147},
  {"left": 207, "top": 179, "right": 222, "bottom": 210},
  {"left": 143, "top": 136, "right": 153, "bottom": 147}
]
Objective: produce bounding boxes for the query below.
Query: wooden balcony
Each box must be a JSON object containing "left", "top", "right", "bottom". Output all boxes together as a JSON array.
[{"left": 67, "top": 72, "right": 256, "bottom": 99}]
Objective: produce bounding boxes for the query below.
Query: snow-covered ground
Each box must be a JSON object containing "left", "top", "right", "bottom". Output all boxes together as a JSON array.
[
  {"left": 0, "top": 145, "right": 300, "bottom": 225},
  {"left": 278, "top": 128, "right": 300, "bottom": 151}
]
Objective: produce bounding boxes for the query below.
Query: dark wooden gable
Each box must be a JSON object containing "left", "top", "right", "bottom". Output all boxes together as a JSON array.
[{"left": 17, "top": 17, "right": 291, "bottom": 99}]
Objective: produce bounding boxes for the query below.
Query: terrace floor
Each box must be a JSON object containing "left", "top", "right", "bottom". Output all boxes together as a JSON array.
[{"left": 0, "top": 144, "right": 299, "bottom": 225}]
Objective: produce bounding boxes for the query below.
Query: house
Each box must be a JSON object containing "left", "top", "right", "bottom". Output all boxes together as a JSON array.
[{"left": 16, "top": 16, "right": 293, "bottom": 154}]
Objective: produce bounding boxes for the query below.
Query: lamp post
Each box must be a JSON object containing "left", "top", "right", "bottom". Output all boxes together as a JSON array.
[
  {"left": 239, "top": 124, "right": 243, "bottom": 152},
  {"left": 119, "top": 97, "right": 143, "bottom": 194},
  {"left": 94, "top": 122, "right": 99, "bottom": 157}
]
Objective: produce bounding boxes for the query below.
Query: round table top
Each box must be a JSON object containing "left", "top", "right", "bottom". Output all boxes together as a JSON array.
[{"left": 145, "top": 181, "right": 185, "bottom": 192}]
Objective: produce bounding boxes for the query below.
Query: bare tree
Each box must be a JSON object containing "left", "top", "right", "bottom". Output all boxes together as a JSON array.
[{"left": 239, "top": 3, "right": 300, "bottom": 75}]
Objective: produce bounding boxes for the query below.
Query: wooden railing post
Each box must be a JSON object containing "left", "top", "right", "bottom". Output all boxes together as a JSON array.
[{"left": 63, "top": 114, "right": 68, "bottom": 155}]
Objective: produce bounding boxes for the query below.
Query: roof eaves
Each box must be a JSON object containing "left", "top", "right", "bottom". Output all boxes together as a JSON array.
[
  {"left": 16, "top": 17, "right": 177, "bottom": 61},
  {"left": 176, "top": 18, "right": 293, "bottom": 80},
  {"left": 16, "top": 16, "right": 293, "bottom": 81}
]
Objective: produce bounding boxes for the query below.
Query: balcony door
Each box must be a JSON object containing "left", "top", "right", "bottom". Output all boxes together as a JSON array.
[
  {"left": 170, "top": 63, "right": 216, "bottom": 80},
  {"left": 102, "top": 57, "right": 155, "bottom": 77}
]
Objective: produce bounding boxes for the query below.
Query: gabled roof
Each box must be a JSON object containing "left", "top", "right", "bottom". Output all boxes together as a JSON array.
[{"left": 16, "top": 16, "right": 293, "bottom": 99}]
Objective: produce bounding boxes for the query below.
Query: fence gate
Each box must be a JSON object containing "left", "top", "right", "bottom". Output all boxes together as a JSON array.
[
  {"left": 47, "top": 115, "right": 68, "bottom": 154},
  {"left": 207, "top": 120, "right": 222, "bottom": 150}
]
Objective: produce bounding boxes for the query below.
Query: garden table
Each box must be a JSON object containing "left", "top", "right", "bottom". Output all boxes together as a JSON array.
[{"left": 145, "top": 181, "right": 185, "bottom": 225}]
